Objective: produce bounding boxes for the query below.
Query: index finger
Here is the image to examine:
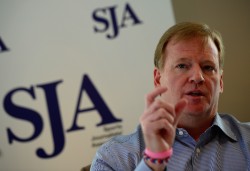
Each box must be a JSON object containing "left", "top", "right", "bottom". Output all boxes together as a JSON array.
[
  {"left": 173, "top": 98, "right": 188, "bottom": 127},
  {"left": 146, "top": 86, "right": 168, "bottom": 108}
]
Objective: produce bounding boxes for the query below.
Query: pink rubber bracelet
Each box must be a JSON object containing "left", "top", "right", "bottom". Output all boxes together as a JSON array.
[{"left": 144, "top": 148, "right": 173, "bottom": 159}]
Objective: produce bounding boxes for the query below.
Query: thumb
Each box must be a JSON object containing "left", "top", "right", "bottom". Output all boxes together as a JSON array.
[{"left": 173, "top": 99, "right": 187, "bottom": 127}]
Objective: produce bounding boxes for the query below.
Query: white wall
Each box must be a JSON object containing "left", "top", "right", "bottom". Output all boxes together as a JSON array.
[{"left": 0, "top": 1, "right": 175, "bottom": 170}]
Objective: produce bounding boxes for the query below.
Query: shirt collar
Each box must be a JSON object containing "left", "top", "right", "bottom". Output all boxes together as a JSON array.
[{"left": 212, "top": 113, "right": 237, "bottom": 142}]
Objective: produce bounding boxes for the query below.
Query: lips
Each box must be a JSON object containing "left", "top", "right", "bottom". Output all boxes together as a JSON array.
[{"left": 186, "top": 90, "right": 205, "bottom": 97}]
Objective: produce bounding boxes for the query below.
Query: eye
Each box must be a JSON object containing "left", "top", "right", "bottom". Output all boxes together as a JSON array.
[
  {"left": 176, "top": 64, "right": 189, "bottom": 69},
  {"left": 203, "top": 65, "right": 215, "bottom": 72}
]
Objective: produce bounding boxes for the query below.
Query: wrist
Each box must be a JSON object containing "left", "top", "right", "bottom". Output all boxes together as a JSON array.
[
  {"left": 144, "top": 159, "right": 166, "bottom": 171},
  {"left": 144, "top": 148, "right": 173, "bottom": 160},
  {"left": 143, "top": 148, "right": 173, "bottom": 170}
]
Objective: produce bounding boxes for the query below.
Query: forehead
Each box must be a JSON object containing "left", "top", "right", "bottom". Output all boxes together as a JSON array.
[{"left": 165, "top": 37, "right": 219, "bottom": 62}]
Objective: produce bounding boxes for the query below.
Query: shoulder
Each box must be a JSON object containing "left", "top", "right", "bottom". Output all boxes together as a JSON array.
[
  {"left": 91, "top": 125, "right": 144, "bottom": 170},
  {"left": 219, "top": 113, "right": 250, "bottom": 127},
  {"left": 219, "top": 113, "right": 250, "bottom": 138}
]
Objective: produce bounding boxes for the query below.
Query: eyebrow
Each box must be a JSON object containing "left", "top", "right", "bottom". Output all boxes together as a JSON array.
[
  {"left": 174, "top": 57, "right": 191, "bottom": 63},
  {"left": 174, "top": 57, "right": 217, "bottom": 65}
]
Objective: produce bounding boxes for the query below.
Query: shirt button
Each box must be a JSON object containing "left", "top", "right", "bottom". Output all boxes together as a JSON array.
[
  {"left": 179, "top": 130, "right": 184, "bottom": 136},
  {"left": 196, "top": 148, "right": 201, "bottom": 156}
]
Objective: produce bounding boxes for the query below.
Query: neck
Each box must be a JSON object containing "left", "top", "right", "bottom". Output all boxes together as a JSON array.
[
  {"left": 178, "top": 114, "right": 215, "bottom": 141},
  {"left": 186, "top": 126, "right": 209, "bottom": 141}
]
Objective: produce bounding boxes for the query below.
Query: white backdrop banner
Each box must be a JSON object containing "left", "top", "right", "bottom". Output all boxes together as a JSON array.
[{"left": 0, "top": 0, "right": 175, "bottom": 170}]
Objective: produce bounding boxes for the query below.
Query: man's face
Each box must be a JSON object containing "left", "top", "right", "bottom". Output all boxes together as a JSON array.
[{"left": 154, "top": 37, "right": 223, "bottom": 127}]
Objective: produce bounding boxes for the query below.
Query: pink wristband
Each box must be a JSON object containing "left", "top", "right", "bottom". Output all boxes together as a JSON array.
[{"left": 144, "top": 148, "right": 173, "bottom": 159}]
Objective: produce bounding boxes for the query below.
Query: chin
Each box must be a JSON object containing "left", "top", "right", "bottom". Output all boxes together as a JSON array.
[
  {"left": 184, "top": 103, "right": 209, "bottom": 114},
  {"left": 184, "top": 105, "right": 208, "bottom": 116},
  {"left": 178, "top": 111, "right": 206, "bottom": 129}
]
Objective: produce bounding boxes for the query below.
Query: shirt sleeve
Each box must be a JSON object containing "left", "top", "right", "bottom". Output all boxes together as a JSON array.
[
  {"left": 90, "top": 127, "right": 147, "bottom": 170},
  {"left": 135, "top": 159, "right": 168, "bottom": 171},
  {"left": 91, "top": 146, "right": 168, "bottom": 171},
  {"left": 134, "top": 159, "right": 153, "bottom": 171},
  {"left": 90, "top": 148, "right": 116, "bottom": 171}
]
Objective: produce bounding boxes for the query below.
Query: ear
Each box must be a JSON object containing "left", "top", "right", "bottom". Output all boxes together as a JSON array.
[
  {"left": 154, "top": 67, "right": 161, "bottom": 87},
  {"left": 219, "top": 71, "right": 224, "bottom": 93}
]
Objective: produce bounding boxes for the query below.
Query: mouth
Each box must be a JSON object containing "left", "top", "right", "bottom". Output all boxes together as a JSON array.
[{"left": 186, "top": 90, "right": 205, "bottom": 97}]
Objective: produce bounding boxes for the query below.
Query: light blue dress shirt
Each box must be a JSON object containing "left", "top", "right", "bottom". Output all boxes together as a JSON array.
[{"left": 91, "top": 114, "right": 250, "bottom": 171}]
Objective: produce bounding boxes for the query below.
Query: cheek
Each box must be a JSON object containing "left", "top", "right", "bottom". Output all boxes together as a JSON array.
[
  {"left": 160, "top": 72, "right": 188, "bottom": 95},
  {"left": 160, "top": 75, "right": 177, "bottom": 88},
  {"left": 170, "top": 76, "right": 187, "bottom": 89},
  {"left": 207, "top": 78, "right": 221, "bottom": 96},
  {"left": 162, "top": 77, "right": 184, "bottom": 98}
]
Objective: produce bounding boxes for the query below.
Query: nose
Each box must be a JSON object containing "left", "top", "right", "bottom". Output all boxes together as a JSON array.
[{"left": 189, "top": 66, "right": 205, "bottom": 84}]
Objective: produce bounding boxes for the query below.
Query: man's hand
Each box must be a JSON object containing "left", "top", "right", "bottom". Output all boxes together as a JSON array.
[{"left": 140, "top": 87, "right": 187, "bottom": 170}]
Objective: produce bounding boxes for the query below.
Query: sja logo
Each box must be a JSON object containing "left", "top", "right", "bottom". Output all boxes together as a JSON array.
[
  {"left": 92, "top": 2, "right": 143, "bottom": 39},
  {"left": 3, "top": 74, "right": 122, "bottom": 158}
]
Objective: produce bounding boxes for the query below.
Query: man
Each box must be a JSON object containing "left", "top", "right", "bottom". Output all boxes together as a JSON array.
[{"left": 90, "top": 22, "right": 250, "bottom": 171}]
